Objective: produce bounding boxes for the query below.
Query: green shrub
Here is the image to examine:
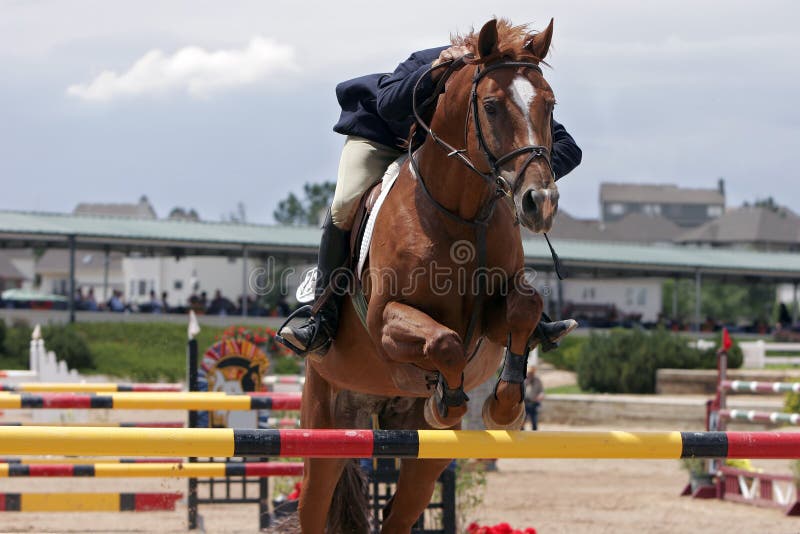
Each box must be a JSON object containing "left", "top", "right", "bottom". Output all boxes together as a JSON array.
[
  {"left": 538, "top": 335, "right": 586, "bottom": 371},
  {"left": 0, "top": 319, "right": 6, "bottom": 352},
  {"left": 41, "top": 325, "right": 94, "bottom": 371},
  {"left": 272, "top": 355, "right": 301, "bottom": 375},
  {"left": 699, "top": 331, "right": 743, "bottom": 369},
  {"left": 576, "top": 328, "right": 719, "bottom": 394},
  {"left": 2, "top": 323, "right": 32, "bottom": 368}
]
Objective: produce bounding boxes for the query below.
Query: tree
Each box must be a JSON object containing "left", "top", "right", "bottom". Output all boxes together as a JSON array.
[
  {"left": 274, "top": 181, "right": 336, "bottom": 226},
  {"left": 221, "top": 202, "right": 247, "bottom": 224},
  {"left": 168, "top": 207, "right": 201, "bottom": 221}
]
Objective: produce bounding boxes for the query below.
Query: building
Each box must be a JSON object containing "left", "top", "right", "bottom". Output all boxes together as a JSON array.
[
  {"left": 73, "top": 195, "right": 157, "bottom": 219},
  {"left": 600, "top": 180, "right": 725, "bottom": 228},
  {"left": 542, "top": 210, "right": 683, "bottom": 245},
  {"left": 0, "top": 253, "right": 26, "bottom": 292},
  {"left": 675, "top": 205, "right": 800, "bottom": 252}
]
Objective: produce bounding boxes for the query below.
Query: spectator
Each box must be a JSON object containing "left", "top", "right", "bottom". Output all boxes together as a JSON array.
[
  {"left": 108, "top": 290, "right": 125, "bottom": 312},
  {"left": 84, "top": 288, "right": 99, "bottom": 311},
  {"left": 161, "top": 291, "right": 170, "bottom": 313},
  {"left": 148, "top": 290, "right": 162, "bottom": 313},
  {"left": 524, "top": 364, "right": 545, "bottom": 431},
  {"left": 207, "top": 290, "right": 235, "bottom": 316},
  {"left": 276, "top": 296, "right": 290, "bottom": 317},
  {"left": 74, "top": 287, "right": 85, "bottom": 310}
]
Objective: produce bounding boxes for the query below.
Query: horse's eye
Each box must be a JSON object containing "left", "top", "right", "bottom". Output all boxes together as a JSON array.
[{"left": 483, "top": 102, "right": 497, "bottom": 115}]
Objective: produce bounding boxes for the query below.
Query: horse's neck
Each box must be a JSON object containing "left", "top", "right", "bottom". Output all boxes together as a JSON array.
[{"left": 415, "top": 141, "right": 494, "bottom": 223}]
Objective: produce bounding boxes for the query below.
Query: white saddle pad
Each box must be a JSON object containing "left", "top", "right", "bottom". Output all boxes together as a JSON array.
[{"left": 357, "top": 154, "right": 407, "bottom": 277}]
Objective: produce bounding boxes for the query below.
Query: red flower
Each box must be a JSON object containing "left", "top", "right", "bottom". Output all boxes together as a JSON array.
[{"left": 467, "top": 524, "right": 535, "bottom": 534}]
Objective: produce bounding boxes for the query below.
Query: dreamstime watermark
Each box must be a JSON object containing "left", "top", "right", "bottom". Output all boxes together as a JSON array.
[{"left": 246, "top": 242, "right": 552, "bottom": 299}]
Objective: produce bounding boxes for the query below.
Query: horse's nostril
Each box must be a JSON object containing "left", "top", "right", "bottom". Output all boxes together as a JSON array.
[{"left": 522, "top": 191, "right": 538, "bottom": 217}]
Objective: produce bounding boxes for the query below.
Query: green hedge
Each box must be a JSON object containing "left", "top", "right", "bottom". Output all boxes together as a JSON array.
[
  {"left": 576, "top": 329, "right": 742, "bottom": 394},
  {"left": 537, "top": 335, "right": 586, "bottom": 372},
  {"left": 1, "top": 323, "right": 94, "bottom": 371}
]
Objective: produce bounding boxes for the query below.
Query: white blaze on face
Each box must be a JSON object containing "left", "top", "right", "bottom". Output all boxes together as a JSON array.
[{"left": 509, "top": 75, "right": 538, "bottom": 144}]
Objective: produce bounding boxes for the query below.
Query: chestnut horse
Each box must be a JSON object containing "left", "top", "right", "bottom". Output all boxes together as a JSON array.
[{"left": 299, "top": 19, "right": 559, "bottom": 533}]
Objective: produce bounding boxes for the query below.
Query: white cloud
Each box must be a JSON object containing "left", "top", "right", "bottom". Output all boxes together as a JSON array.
[{"left": 66, "top": 37, "right": 297, "bottom": 101}]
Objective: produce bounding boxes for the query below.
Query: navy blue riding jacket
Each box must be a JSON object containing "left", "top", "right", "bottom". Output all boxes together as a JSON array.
[{"left": 333, "top": 46, "right": 582, "bottom": 180}]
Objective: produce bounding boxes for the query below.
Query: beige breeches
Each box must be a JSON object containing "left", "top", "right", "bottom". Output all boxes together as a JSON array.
[{"left": 331, "top": 136, "right": 402, "bottom": 230}]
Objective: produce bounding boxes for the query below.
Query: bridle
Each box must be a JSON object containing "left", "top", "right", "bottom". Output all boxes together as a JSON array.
[
  {"left": 407, "top": 54, "right": 563, "bottom": 352},
  {"left": 409, "top": 55, "right": 554, "bottom": 225}
]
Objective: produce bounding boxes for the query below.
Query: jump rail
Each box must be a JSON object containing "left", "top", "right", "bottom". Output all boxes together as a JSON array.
[
  {"left": 0, "top": 461, "right": 304, "bottom": 478},
  {"left": 0, "top": 383, "right": 183, "bottom": 393},
  {"left": 0, "top": 492, "right": 182, "bottom": 512},
  {"left": 0, "top": 421, "right": 185, "bottom": 428},
  {"left": 1, "top": 428, "right": 799, "bottom": 459},
  {"left": 720, "top": 409, "right": 800, "bottom": 426},
  {"left": 0, "top": 392, "right": 302, "bottom": 410}
]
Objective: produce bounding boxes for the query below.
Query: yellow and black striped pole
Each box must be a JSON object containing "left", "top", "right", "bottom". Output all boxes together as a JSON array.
[
  {"left": 0, "top": 392, "right": 301, "bottom": 410},
  {"left": 0, "top": 492, "right": 182, "bottom": 512},
  {"left": 0, "top": 461, "right": 304, "bottom": 478},
  {"left": 0, "top": 427, "right": 798, "bottom": 459}
]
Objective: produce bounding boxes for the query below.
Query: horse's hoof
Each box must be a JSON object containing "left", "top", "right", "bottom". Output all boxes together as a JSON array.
[
  {"left": 482, "top": 396, "right": 525, "bottom": 430},
  {"left": 424, "top": 395, "right": 456, "bottom": 429}
]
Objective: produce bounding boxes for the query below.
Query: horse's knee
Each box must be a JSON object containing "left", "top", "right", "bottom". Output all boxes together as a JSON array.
[{"left": 423, "top": 329, "right": 463, "bottom": 369}]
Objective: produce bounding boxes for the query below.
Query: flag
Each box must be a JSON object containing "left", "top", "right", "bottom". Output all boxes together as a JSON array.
[{"left": 722, "top": 328, "right": 733, "bottom": 351}]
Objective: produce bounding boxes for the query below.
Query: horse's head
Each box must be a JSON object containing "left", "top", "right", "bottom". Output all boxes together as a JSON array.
[{"left": 462, "top": 19, "right": 559, "bottom": 233}]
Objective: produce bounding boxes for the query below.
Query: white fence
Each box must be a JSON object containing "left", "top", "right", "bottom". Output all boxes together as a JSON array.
[
  {"left": 0, "top": 325, "right": 80, "bottom": 385},
  {"left": 739, "top": 341, "right": 800, "bottom": 368}
]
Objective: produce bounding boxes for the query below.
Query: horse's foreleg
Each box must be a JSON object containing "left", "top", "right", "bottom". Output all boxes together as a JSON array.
[
  {"left": 381, "top": 458, "right": 452, "bottom": 534},
  {"left": 298, "top": 365, "right": 347, "bottom": 534},
  {"left": 380, "top": 301, "right": 468, "bottom": 429},
  {"left": 483, "top": 289, "right": 543, "bottom": 429}
]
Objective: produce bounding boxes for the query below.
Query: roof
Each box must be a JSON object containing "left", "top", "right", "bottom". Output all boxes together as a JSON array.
[
  {"left": 537, "top": 211, "right": 606, "bottom": 241},
  {"left": 675, "top": 206, "right": 800, "bottom": 246},
  {"left": 600, "top": 183, "right": 725, "bottom": 205},
  {"left": 522, "top": 238, "right": 800, "bottom": 279},
  {"left": 0, "top": 210, "right": 318, "bottom": 255},
  {"left": 526, "top": 211, "right": 683, "bottom": 244},
  {"left": 73, "top": 196, "right": 157, "bottom": 219},
  {"left": 1, "top": 210, "right": 800, "bottom": 280},
  {"left": 604, "top": 212, "right": 683, "bottom": 243}
]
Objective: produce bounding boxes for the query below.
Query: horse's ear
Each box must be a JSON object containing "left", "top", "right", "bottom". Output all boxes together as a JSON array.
[
  {"left": 477, "top": 19, "right": 498, "bottom": 58},
  {"left": 526, "top": 18, "right": 554, "bottom": 61}
]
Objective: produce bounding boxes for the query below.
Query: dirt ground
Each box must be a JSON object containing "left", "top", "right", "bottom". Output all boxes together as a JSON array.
[{"left": 2, "top": 422, "right": 798, "bottom": 533}]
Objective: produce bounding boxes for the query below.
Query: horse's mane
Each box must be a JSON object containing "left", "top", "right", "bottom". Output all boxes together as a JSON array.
[{"left": 451, "top": 18, "right": 548, "bottom": 63}]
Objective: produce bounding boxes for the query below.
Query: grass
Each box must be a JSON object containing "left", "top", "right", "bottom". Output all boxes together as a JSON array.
[{"left": 71, "top": 322, "right": 264, "bottom": 382}]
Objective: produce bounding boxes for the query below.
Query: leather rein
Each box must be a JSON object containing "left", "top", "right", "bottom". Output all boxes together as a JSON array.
[{"left": 407, "top": 55, "right": 560, "bottom": 350}]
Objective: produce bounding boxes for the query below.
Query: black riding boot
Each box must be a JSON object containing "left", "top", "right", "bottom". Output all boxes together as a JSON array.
[
  {"left": 533, "top": 312, "right": 578, "bottom": 352},
  {"left": 278, "top": 211, "right": 350, "bottom": 355}
]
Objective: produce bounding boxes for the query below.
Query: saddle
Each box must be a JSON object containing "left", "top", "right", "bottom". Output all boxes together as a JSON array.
[{"left": 347, "top": 155, "right": 406, "bottom": 326}]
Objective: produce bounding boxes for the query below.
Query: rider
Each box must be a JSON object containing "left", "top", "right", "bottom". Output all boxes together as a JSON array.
[{"left": 279, "top": 44, "right": 582, "bottom": 356}]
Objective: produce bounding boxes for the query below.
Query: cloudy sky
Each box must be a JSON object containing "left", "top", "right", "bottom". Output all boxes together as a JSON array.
[{"left": 1, "top": 0, "right": 798, "bottom": 223}]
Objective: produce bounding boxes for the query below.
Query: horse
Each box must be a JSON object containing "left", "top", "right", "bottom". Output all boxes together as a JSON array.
[{"left": 299, "top": 18, "right": 559, "bottom": 533}]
